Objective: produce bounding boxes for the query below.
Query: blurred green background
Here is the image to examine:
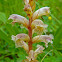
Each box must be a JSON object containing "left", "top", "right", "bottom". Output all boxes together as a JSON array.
[{"left": 0, "top": 0, "right": 62, "bottom": 62}]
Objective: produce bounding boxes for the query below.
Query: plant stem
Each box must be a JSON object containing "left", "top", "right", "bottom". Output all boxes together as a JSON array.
[{"left": 28, "top": 18, "right": 32, "bottom": 52}]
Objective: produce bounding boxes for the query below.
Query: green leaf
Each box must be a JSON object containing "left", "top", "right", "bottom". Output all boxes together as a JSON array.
[{"left": 53, "top": 24, "right": 62, "bottom": 50}]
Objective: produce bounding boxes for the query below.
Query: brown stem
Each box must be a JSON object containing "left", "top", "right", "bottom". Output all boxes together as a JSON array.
[{"left": 28, "top": 18, "right": 32, "bottom": 52}]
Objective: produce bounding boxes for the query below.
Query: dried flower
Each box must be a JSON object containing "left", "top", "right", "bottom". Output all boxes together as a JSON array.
[
  {"left": 8, "top": 14, "right": 29, "bottom": 28},
  {"left": 32, "top": 7, "right": 50, "bottom": 20}
]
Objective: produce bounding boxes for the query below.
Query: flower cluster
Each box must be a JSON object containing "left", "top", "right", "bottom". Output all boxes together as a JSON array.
[{"left": 8, "top": 0, "right": 53, "bottom": 62}]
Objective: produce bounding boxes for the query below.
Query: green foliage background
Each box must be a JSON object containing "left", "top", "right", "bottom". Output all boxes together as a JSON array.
[{"left": 0, "top": 0, "right": 62, "bottom": 62}]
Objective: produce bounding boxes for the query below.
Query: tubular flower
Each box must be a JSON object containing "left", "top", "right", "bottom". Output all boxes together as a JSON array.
[
  {"left": 11, "top": 34, "right": 29, "bottom": 52},
  {"left": 31, "top": 19, "right": 48, "bottom": 29},
  {"left": 32, "top": 7, "right": 50, "bottom": 20},
  {"left": 31, "top": 19, "right": 48, "bottom": 34},
  {"left": 8, "top": 14, "right": 29, "bottom": 28},
  {"left": 32, "top": 34, "right": 53, "bottom": 47}
]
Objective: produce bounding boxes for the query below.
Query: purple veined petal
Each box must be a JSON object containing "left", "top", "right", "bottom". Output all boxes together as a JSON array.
[
  {"left": 8, "top": 14, "right": 29, "bottom": 28},
  {"left": 32, "top": 7, "right": 50, "bottom": 20},
  {"left": 11, "top": 33, "right": 30, "bottom": 42}
]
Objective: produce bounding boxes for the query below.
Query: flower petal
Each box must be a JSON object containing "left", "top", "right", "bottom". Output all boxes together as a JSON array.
[
  {"left": 32, "top": 7, "right": 50, "bottom": 20},
  {"left": 35, "top": 45, "right": 45, "bottom": 54},
  {"left": 8, "top": 14, "right": 29, "bottom": 28},
  {"left": 15, "top": 40, "right": 29, "bottom": 52}
]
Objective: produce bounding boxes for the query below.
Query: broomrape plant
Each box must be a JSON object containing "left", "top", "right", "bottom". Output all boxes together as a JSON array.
[{"left": 8, "top": 0, "right": 53, "bottom": 62}]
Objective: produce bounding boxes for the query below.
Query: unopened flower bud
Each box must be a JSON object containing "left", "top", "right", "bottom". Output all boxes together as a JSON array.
[{"left": 24, "top": 4, "right": 33, "bottom": 18}]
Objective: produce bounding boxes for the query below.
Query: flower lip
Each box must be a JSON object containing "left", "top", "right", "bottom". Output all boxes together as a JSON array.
[{"left": 11, "top": 33, "right": 30, "bottom": 42}]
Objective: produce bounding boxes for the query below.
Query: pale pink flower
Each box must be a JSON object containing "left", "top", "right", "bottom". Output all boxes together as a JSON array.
[
  {"left": 11, "top": 34, "right": 29, "bottom": 52},
  {"left": 8, "top": 14, "right": 29, "bottom": 28},
  {"left": 11, "top": 33, "right": 30, "bottom": 42},
  {"left": 31, "top": 19, "right": 48, "bottom": 34},
  {"left": 32, "top": 34, "right": 53, "bottom": 47}
]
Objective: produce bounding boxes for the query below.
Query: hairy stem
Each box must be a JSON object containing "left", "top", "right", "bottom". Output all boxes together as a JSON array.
[{"left": 28, "top": 18, "right": 32, "bottom": 52}]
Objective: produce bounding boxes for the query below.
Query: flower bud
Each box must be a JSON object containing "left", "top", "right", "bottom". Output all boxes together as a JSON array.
[
  {"left": 32, "top": 7, "right": 50, "bottom": 20},
  {"left": 29, "top": 0, "right": 36, "bottom": 12},
  {"left": 24, "top": 4, "right": 33, "bottom": 18},
  {"left": 8, "top": 14, "right": 29, "bottom": 28}
]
